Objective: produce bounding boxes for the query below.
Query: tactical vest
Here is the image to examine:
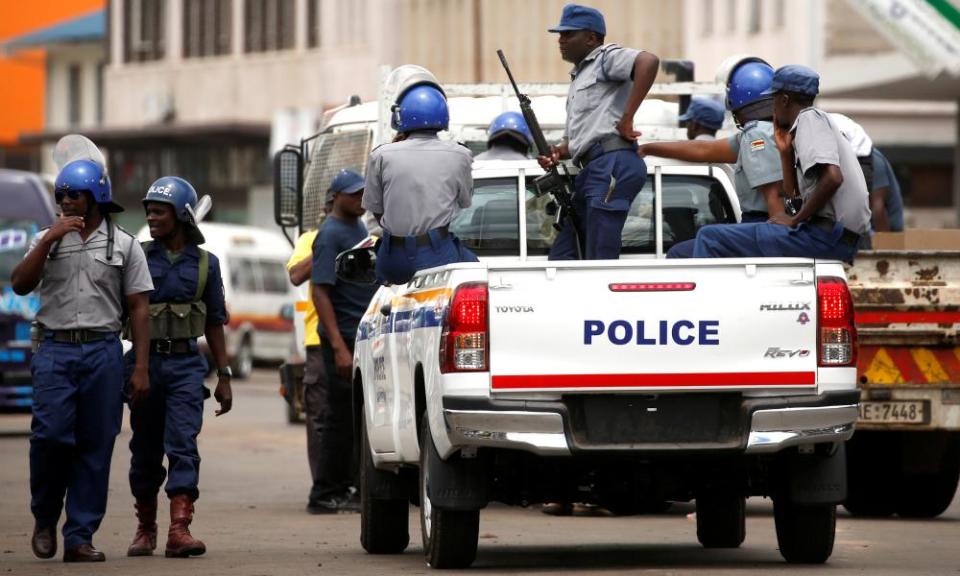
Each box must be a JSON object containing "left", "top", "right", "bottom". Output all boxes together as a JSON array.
[{"left": 144, "top": 241, "right": 209, "bottom": 340}]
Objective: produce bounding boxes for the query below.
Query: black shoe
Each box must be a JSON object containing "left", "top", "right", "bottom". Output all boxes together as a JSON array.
[
  {"left": 63, "top": 543, "right": 105, "bottom": 562},
  {"left": 31, "top": 524, "right": 56, "bottom": 559},
  {"left": 309, "top": 492, "right": 360, "bottom": 514}
]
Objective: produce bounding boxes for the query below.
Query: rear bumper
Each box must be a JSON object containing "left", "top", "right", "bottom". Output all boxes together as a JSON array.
[{"left": 442, "top": 390, "right": 859, "bottom": 456}]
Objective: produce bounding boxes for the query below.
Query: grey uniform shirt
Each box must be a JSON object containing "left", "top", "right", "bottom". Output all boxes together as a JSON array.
[
  {"left": 362, "top": 132, "right": 473, "bottom": 237},
  {"left": 29, "top": 219, "right": 153, "bottom": 332},
  {"left": 790, "top": 108, "right": 871, "bottom": 235},
  {"left": 565, "top": 43, "right": 642, "bottom": 161},
  {"left": 473, "top": 146, "right": 528, "bottom": 161},
  {"left": 727, "top": 120, "right": 782, "bottom": 214}
]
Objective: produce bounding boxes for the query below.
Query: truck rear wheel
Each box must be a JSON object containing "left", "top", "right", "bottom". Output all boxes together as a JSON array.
[
  {"left": 844, "top": 435, "right": 896, "bottom": 517},
  {"left": 360, "top": 405, "right": 410, "bottom": 554},
  {"left": 895, "top": 437, "right": 960, "bottom": 518},
  {"left": 774, "top": 501, "right": 836, "bottom": 564},
  {"left": 695, "top": 493, "right": 745, "bottom": 548},
  {"left": 419, "top": 417, "right": 479, "bottom": 569}
]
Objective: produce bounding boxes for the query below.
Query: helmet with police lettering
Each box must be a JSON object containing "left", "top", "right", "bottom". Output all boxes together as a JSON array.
[
  {"left": 716, "top": 55, "right": 774, "bottom": 112},
  {"left": 488, "top": 111, "right": 532, "bottom": 151},
  {"left": 143, "top": 176, "right": 208, "bottom": 243},
  {"left": 55, "top": 159, "right": 122, "bottom": 212},
  {"left": 392, "top": 84, "right": 449, "bottom": 133}
]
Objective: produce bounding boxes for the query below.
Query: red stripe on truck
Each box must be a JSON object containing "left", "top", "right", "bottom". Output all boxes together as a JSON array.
[
  {"left": 491, "top": 372, "right": 817, "bottom": 390},
  {"left": 856, "top": 310, "right": 960, "bottom": 325}
]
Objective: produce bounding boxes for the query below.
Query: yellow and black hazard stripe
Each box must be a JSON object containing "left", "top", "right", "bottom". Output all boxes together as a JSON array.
[{"left": 858, "top": 346, "right": 960, "bottom": 386}]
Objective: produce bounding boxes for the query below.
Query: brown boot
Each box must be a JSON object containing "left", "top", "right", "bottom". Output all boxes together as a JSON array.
[
  {"left": 127, "top": 498, "right": 158, "bottom": 556},
  {"left": 165, "top": 494, "right": 206, "bottom": 558}
]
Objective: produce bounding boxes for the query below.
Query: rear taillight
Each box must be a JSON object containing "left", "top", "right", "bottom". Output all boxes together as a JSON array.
[
  {"left": 817, "top": 277, "right": 857, "bottom": 366},
  {"left": 440, "top": 283, "right": 488, "bottom": 373}
]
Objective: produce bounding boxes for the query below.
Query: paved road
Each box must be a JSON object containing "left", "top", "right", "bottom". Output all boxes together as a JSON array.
[{"left": 1, "top": 369, "right": 958, "bottom": 575}]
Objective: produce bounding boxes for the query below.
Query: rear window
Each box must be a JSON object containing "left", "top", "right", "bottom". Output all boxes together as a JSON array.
[{"left": 450, "top": 174, "right": 735, "bottom": 257}]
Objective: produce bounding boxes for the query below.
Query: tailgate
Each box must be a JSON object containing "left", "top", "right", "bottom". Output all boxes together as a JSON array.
[{"left": 487, "top": 262, "right": 819, "bottom": 393}]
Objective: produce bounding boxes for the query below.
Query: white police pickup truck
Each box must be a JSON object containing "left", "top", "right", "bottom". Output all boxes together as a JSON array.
[{"left": 340, "top": 157, "right": 860, "bottom": 568}]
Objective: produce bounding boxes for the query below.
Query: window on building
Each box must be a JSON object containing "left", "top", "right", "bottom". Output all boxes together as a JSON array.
[
  {"left": 727, "top": 0, "right": 737, "bottom": 33},
  {"left": 775, "top": 0, "right": 786, "bottom": 28},
  {"left": 68, "top": 64, "right": 82, "bottom": 127},
  {"left": 124, "top": 0, "right": 166, "bottom": 62},
  {"left": 749, "top": 0, "right": 762, "bottom": 33},
  {"left": 184, "top": 0, "right": 233, "bottom": 58},
  {"left": 308, "top": 0, "right": 320, "bottom": 47},
  {"left": 245, "top": 0, "right": 295, "bottom": 53},
  {"left": 702, "top": 0, "right": 714, "bottom": 36},
  {"left": 96, "top": 62, "right": 105, "bottom": 124}
]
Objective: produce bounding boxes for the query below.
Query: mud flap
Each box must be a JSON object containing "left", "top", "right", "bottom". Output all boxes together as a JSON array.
[
  {"left": 424, "top": 430, "right": 488, "bottom": 511},
  {"left": 781, "top": 443, "right": 848, "bottom": 505}
]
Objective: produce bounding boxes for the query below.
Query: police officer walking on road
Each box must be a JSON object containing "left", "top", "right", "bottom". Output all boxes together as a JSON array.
[
  {"left": 692, "top": 65, "right": 871, "bottom": 261},
  {"left": 474, "top": 111, "right": 533, "bottom": 161},
  {"left": 638, "top": 56, "right": 786, "bottom": 258},
  {"left": 125, "top": 177, "right": 231, "bottom": 558},
  {"left": 310, "top": 169, "right": 379, "bottom": 512},
  {"left": 538, "top": 3, "right": 659, "bottom": 260},
  {"left": 363, "top": 66, "right": 477, "bottom": 285},
  {"left": 679, "top": 96, "right": 724, "bottom": 141},
  {"left": 11, "top": 158, "right": 153, "bottom": 563}
]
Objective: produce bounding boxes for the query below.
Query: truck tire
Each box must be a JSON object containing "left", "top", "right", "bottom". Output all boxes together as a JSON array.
[
  {"left": 895, "top": 440, "right": 960, "bottom": 518},
  {"left": 844, "top": 435, "right": 896, "bottom": 517},
  {"left": 231, "top": 337, "right": 253, "bottom": 379},
  {"left": 359, "top": 406, "right": 410, "bottom": 554},
  {"left": 419, "top": 417, "right": 479, "bottom": 569},
  {"left": 695, "top": 493, "right": 745, "bottom": 548},
  {"left": 774, "top": 501, "right": 835, "bottom": 564}
]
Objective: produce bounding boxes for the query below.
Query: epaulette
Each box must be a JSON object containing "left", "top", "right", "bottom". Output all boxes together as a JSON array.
[
  {"left": 114, "top": 224, "right": 136, "bottom": 238},
  {"left": 371, "top": 143, "right": 387, "bottom": 153},
  {"left": 457, "top": 141, "right": 470, "bottom": 150}
]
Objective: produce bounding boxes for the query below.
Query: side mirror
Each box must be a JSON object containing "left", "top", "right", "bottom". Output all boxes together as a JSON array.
[
  {"left": 273, "top": 148, "right": 302, "bottom": 228},
  {"left": 336, "top": 247, "right": 378, "bottom": 285}
]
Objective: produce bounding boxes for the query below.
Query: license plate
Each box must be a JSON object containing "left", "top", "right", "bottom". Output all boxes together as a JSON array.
[{"left": 858, "top": 400, "right": 928, "bottom": 424}]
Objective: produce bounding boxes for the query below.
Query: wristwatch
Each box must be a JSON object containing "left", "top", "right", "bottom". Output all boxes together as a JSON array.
[{"left": 217, "top": 366, "right": 233, "bottom": 378}]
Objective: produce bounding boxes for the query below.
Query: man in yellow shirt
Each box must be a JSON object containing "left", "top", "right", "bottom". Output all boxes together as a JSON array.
[{"left": 287, "top": 227, "right": 327, "bottom": 513}]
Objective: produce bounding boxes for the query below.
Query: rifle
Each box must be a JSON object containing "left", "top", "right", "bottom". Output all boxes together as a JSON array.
[{"left": 497, "top": 49, "right": 582, "bottom": 259}]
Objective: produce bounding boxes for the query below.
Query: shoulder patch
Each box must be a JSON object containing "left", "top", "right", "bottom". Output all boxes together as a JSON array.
[{"left": 750, "top": 139, "right": 766, "bottom": 152}]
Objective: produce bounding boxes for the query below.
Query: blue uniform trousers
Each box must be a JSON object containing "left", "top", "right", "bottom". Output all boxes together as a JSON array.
[
  {"left": 375, "top": 229, "right": 478, "bottom": 285},
  {"left": 126, "top": 350, "right": 207, "bottom": 501},
  {"left": 666, "top": 211, "right": 769, "bottom": 259},
  {"left": 692, "top": 220, "right": 858, "bottom": 262},
  {"left": 549, "top": 149, "right": 647, "bottom": 260},
  {"left": 29, "top": 335, "right": 124, "bottom": 549}
]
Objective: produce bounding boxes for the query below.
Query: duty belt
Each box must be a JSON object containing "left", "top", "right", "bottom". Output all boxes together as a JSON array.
[
  {"left": 151, "top": 339, "right": 196, "bottom": 354},
  {"left": 389, "top": 225, "right": 449, "bottom": 248},
  {"left": 809, "top": 216, "right": 861, "bottom": 247},
  {"left": 574, "top": 136, "right": 636, "bottom": 169},
  {"left": 47, "top": 329, "right": 112, "bottom": 344}
]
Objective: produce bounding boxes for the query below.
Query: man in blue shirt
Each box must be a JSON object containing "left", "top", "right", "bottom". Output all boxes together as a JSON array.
[
  {"left": 869, "top": 147, "right": 905, "bottom": 232},
  {"left": 126, "top": 177, "right": 231, "bottom": 559},
  {"left": 310, "top": 169, "right": 378, "bottom": 513}
]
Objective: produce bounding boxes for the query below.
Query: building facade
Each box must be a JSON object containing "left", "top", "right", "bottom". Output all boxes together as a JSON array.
[
  {"left": 101, "top": 0, "right": 684, "bottom": 228},
  {"left": 682, "top": 0, "right": 958, "bottom": 227}
]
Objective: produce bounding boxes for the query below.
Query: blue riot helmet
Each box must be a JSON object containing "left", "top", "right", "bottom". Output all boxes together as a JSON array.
[
  {"left": 716, "top": 55, "right": 774, "bottom": 113},
  {"left": 392, "top": 85, "right": 449, "bottom": 133},
  {"left": 143, "top": 176, "right": 208, "bottom": 244},
  {"left": 488, "top": 111, "right": 533, "bottom": 152},
  {"left": 55, "top": 159, "right": 122, "bottom": 212}
]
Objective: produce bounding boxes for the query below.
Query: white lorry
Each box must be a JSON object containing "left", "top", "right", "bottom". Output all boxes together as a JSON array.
[{"left": 273, "top": 67, "right": 859, "bottom": 569}]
